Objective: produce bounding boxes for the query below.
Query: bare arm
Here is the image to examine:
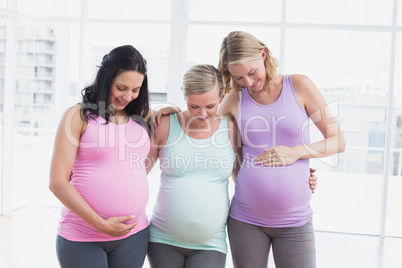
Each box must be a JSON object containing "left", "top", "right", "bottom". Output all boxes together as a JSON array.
[
  {"left": 219, "top": 91, "right": 242, "bottom": 182},
  {"left": 256, "top": 75, "right": 346, "bottom": 166},
  {"left": 49, "top": 105, "right": 136, "bottom": 237},
  {"left": 218, "top": 90, "right": 240, "bottom": 120},
  {"left": 145, "top": 106, "right": 182, "bottom": 127},
  {"left": 296, "top": 74, "right": 346, "bottom": 158},
  {"left": 146, "top": 115, "right": 170, "bottom": 174},
  {"left": 226, "top": 117, "right": 242, "bottom": 183}
]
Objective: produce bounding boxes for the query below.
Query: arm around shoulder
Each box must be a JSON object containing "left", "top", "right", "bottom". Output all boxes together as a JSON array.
[
  {"left": 226, "top": 117, "right": 242, "bottom": 183},
  {"left": 218, "top": 90, "right": 240, "bottom": 120},
  {"left": 146, "top": 114, "right": 170, "bottom": 174}
]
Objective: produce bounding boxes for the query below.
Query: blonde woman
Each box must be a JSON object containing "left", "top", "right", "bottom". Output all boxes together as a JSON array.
[
  {"left": 146, "top": 64, "right": 317, "bottom": 268},
  {"left": 218, "top": 31, "right": 346, "bottom": 268},
  {"left": 146, "top": 64, "right": 239, "bottom": 267}
]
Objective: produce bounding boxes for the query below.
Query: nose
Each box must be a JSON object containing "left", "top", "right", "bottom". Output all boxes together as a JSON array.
[
  {"left": 244, "top": 76, "right": 254, "bottom": 87},
  {"left": 123, "top": 91, "right": 134, "bottom": 101},
  {"left": 199, "top": 108, "right": 207, "bottom": 116}
]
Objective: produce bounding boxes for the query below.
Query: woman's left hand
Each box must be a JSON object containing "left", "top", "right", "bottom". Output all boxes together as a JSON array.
[
  {"left": 255, "top": 145, "right": 300, "bottom": 166},
  {"left": 309, "top": 168, "right": 317, "bottom": 194}
]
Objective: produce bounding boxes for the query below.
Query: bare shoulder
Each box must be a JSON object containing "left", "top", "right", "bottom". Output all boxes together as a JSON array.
[
  {"left": 224, "top": 89, "right": 240, "bottom": 103},
  {"left": 54, "top": 104, "right": 86, "bottom": 147},
  {"left": 153, "top": 114, "right": 170, "bottom": 145},
  {"left": 291, "top": 74, "right": 315, "bottom": 90},
  {"left": 291, "top": 74, "right": 321, "bottom": 98},
  {"left": 66, "top": 104, "right": 83, "bottom": 115},
  {"left": 218, "top": 90, "right": 240, "bottom": 119},
  {"left": 63, "top": 104, "right": 86, "bottom": 130}
]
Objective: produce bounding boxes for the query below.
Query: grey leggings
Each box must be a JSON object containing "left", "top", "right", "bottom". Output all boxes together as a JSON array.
[
  {"left": 147, "top": 242, "right": 226, "bottom": 268},
  {"left": 56, "top": 227, "right": 149, "bottom": 268},
  {"left": 227, "top": 216, "right": 316, "bottom": 268}
]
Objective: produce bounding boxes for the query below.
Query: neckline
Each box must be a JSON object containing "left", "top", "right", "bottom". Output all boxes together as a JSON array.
[
  {"left": 98, "top": 115, "right": 132, "bottom": 126},
  {"left": 173, "top": 113, "right": 223, "bottom": 141},
  {"left": 244, "top": 75, "right": 286, "bottom": 107}
]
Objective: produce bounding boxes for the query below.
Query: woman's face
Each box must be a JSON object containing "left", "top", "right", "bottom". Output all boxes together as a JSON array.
[
  {"left": 109, "top": 70, "right": 144, "bottom": 111},
  {"left": 185, "top": 83, "right": 222, "bottom": 125},
  {"left": 227, "top": 51, "right": 266, "bottom": 92}
]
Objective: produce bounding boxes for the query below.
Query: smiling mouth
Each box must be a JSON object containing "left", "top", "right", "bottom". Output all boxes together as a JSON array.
[
  {"left": 116, "top": 99, "right": 128, "bottom": 106},
  {"left": 251, "top": 80, "right": 258, "bottom": 87},
  {"left": 197, "top": 117, "right": 208, "bottom": 121}
]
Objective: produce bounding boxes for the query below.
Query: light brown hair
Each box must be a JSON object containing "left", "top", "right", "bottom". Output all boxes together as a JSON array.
[
  {"left": 182, "top": 64, "right": 224, "bottom": 97},
  {"left": 218, "top": 31, "right": 279, "bottom": 94}
]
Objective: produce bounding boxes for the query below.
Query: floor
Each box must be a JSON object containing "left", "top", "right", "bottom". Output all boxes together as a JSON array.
[{"left": 1, "top": 206, "right": 402, "bottom": 268}]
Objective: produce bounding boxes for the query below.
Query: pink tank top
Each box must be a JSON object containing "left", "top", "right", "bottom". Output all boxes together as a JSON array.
[
  {"left": 58, "top": 115, "right": 150, "bottom": 241},
  {"left": 230, "top": 75, "right": 313, "bottom": 227}
]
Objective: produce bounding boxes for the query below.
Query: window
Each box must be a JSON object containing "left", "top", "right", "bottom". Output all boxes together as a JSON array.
[
  {"left": 286, "top": 0, "right": 393, "bottom": 25},
  {"left": 386, "top": 31, "right": 402, "bottom": 237},
  {"left": 1, "top": 0, "right": 401, "bottom": 240},
  {"left": 285, "top": 28, "right": 391, "bottom": 234},
  {"left": 0, "top": 0, "right": 6, "bottom": 8},
  {"left": 187, "top": 25, "right": 281, "bottom": 66},
  {"left": 87, "top": 0, "right": 171, "bottom": 20},
  {"left": 188, "top": 0, "right": 281, "bottom": 22},
  {"left": 84, "top": 23, "right": 170, "bottom": 100},
  {"left": 17, "top": 0, "right": 81, "bottom": 18}
]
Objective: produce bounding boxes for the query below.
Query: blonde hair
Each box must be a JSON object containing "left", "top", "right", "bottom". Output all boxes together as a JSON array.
[
  {"left": 218, "top": 31, "right": 279, "bottom": 94},
  {"left": 182, "top": 64, "right": 224, "bottom": 97}
]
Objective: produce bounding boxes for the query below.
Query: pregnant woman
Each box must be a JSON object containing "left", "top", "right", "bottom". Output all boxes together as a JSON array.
[
  {"left": 50, "top": 45, "right": 151, "bottom": 268},
  {"left": 146, "top": 64, "right": 239, "bottom": 268}
]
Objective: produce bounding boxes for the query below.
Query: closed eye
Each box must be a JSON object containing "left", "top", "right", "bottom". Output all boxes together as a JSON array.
[{"left": 249, "top": 70, "right": 257, "bottom": 75}]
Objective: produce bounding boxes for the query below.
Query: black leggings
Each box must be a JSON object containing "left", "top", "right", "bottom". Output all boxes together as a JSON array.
[{"left": 56, "top": 227, "right": 149, "bottom": 268}]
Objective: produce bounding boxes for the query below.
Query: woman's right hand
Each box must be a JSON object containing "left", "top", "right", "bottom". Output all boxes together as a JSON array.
[
  {"left": 153, "top": 106, "right": 181, "bottom": 127},
  {"left": 96, "top": 215, "right": 137, "bottom": 237}
]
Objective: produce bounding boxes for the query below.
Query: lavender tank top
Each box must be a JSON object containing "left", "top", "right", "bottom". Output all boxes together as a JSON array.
[{"left": 230, "top": 75, "right": 313, "bottom": 227}]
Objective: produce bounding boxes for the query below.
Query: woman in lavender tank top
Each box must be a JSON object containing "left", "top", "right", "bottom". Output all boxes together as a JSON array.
[{"left": 218, "top": 31, "right": 346, "bottom": 268}]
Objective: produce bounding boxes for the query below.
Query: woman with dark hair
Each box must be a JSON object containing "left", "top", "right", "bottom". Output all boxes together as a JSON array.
[
  {"left": 50, "top": 45, "right": 151, "bottom": 268},
  {"left": 81, "top": 45, "right": 150, "bottom": 124}
]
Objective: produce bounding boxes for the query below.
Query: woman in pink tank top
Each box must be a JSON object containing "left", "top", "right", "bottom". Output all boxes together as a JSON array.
[
  {"left": 49, "top": 45, "right": 152, "bottom": 268},
  {"left": 218, "top": 31, "right": 346, "bottom": 268}
]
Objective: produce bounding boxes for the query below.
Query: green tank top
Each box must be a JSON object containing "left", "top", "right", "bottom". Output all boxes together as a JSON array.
[{"left": 150, "top": 113, "right": 236, "bottom": 253}]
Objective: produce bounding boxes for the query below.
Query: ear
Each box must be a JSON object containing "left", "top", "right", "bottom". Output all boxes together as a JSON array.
[{"left": 261, "top": 49, "right": 267, "bottom": 61}]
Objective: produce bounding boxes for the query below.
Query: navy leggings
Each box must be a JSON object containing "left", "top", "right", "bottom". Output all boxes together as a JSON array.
[{"left": 56, "top": 226, "right": 149, "bottom": 268}]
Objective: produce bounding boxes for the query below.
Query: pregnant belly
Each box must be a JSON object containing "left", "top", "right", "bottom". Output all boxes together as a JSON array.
[
  {"left": 160, "top": 181, "right": 229, "bottom": 244},
  {"left": 76, "top": 177, "right": 149, "bottom": 224},
  {"left": 235, "top": 163, "right": 311, "bottom": 213}
]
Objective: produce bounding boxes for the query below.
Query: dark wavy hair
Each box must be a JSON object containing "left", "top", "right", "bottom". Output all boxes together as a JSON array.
[{"left": 80, "top": 45, "right": 149, "bottom": 126}]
